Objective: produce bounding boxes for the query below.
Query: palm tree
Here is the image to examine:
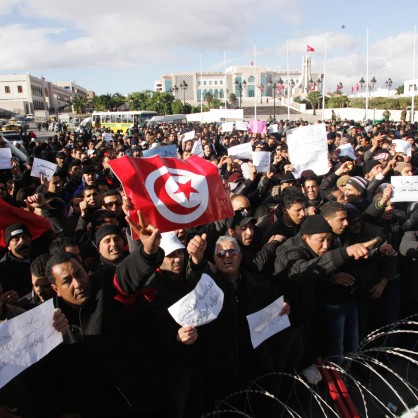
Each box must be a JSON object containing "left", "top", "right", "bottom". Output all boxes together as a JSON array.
[
  {"left": 307, "top": 91, "right": 322, "bottom": 115},
  {"left": 70, "top": 96, "right": 89, "bottom": 114}
]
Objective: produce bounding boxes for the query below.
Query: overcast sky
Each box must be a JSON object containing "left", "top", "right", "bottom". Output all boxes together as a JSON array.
[{"left": 0, "top": 0, "right": 417, "bottom": 95}]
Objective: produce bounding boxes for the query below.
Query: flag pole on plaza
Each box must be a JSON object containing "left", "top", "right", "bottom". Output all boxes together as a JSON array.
[
  {"left": 224, "top": 49, "right": 227, "bottom": 109},
  {"left": 322, "top": 34, "right": 327, "bottom": 118},
  {"left": 287, "top": 39, "right": 290, "bottom": 120},
  {"left": 254, "top": 42, "right": 257, "bottom": 120},
  {"left": 200, "top": 52, "right": 203, "bottom": 123},
  {"left": 412, "top": 25, "right": 416, "bottom": 123},
  {"left": 365, "top": 26, "right": 370, "bottom": 121}
]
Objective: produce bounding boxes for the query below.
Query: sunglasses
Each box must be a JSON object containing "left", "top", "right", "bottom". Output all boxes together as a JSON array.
[
  {"left": 104, "top": 201, "right": 122, "bottom": 208},
  {"left": 216, "top": 249, "right": 239, "bottom": 258}
]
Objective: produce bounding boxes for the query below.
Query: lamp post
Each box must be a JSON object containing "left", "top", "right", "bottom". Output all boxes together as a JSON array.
[
  {"left": 234, "top": 79, "right": 247, "bottom": 109},
  {"left": 370, "top": 76, "right": 377, "bottom": 90},
  {"left": 258, "top": 84, "right": 265, "bottom": 103},
  {"left": 179, "top": 80, "right": 188, "bottom": 105},
  {"left": 385, "top": 78, "right": 393, "bottom": 91},
  {"left": 359, "top": 77, "right": 365, "bottom": 90},
  {"left": 170, "top": 85, "right": 179, "bottom": 99}
]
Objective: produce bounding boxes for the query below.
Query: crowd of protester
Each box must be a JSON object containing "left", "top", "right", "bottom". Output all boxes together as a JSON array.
[{"left": 0, "top": 116, "right": 418, "bottom": 417}]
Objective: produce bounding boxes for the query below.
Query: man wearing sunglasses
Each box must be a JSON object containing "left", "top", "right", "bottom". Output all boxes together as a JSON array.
[{"left": 187, "top": 234, "right": 289, "bottom": 403}]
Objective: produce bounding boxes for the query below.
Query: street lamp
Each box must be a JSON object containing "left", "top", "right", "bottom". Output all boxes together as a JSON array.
[
  {"left": 370, "top": 77, "right": 377, "bottom": 90},
  {"left": 359, "top": 77, "right": 365, "bottom": 90},
  {"left": 179, "top": 80, "right": 188, "bottom": 105},
  {"left": 234, "top": 79, "right": 247, "bottom": 108},
  {"left": 385, "top": 78, "right": 393, "bottom": 90},
  {"left": 258, "top": 84, "right": 265, "bottom": 103},
  {"left": 170, "top": 85, "right": 178, "bottom": 99}
]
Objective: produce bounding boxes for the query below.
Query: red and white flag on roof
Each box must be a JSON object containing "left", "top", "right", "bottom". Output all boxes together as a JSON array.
[
  {"left": 109, "top": 155, "right": 234, "bottom": 234},
  {"left": 307, "top": 45, "right": 315, "bottom": 52}
]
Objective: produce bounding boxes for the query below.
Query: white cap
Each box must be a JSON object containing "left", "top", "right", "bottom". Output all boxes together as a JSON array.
[
  {"left": 150, "top": 143, "right": 158, "bottom": 149},
  {"left": 160, "top": 232, "right": 185, "bottom": 256}
]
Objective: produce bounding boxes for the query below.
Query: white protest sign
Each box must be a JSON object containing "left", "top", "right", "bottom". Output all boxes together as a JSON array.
[
  {"left": 246, "top": 296, "right": 290, "bottom": 349},
  {"left": 182, "top": 131, "right": 196, "bottom": 142},
  {"left": 168, "top": 274, "right": 224, "bottom": 327},
  {"left": 268, "top": 124, "right": 278, "bottom": 133},
  {"left": 0, "top": 148, "right": 12, "bottom": 169},
  {"left": 228, "top": 142, "right": 253, "bottom": 160},
  {"left": 191, "top": 139, "right": 204, "bottom": 157},
  {"left": 252, "top": 151, "right": 271, "bottom": 173},
  {"left": 286, "top": 123, "right": 329, "bottom": 178},
  {"left": 31, "top": 157, "right": 58, "bottom": 180},
  {"left": 391, "top": 176, "right": 418, "bottom": 202},
  {"left": 392, "top": 139, "right": 412, "bottom": 157},
  {"left": 235, "top": 121, "right": 248, "bottom": 131},
  {"left": 103, "top": 132, "right": 113, "bottom": 142},
  {"left": 240, "top": 162, "right": 250, "bottom": 179},
  {"left": 0, "top": 299, "right": 63, "bottom": 389},
  {"left": 142, "top": 144, "right": 177, "bottom": 158},
  {"left": 338, "top": 143, "right": 356, "bottom": 160},
  {"left": 221, "top": 122, "right": 234, "bottom": 133}
]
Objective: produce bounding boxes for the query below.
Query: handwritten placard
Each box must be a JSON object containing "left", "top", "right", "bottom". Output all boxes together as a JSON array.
[
  {"left": 30, "top": 158, "right": 58, "bottom": 180},
  {"left": 221, "top": 122, "right": 234, "bottom": 133},
  {"left": 228, "top": 142, "right": 253, "bottom": 160},
  {"left": 0, "top": 148, "right": 12, "bottom": 169},
  {"left": 0, "top": 299, "right": 63, "bottom": 389},
  {"left": 252, "top": 151, "right": 271, "bottom": 173},
  {"left": 392, "top": 139, "right": 412, "bottom": 157},
  {"left": 235, "top": 121, "right": 248, "bottom": 131},
  {"left": 246, "top": 296, "right": 290, "bottom": 349},
  {"left": 191, "top": 139, "right": 204, "bottom": 157},
  {"left": 142, "top": 144, "right": 177, "bottom": 158},
  {"left": 338, "top": 143, "right": 356, "bottom": 160},
  {"left": 286, "top": 123, "right": 329, "bottom": 178},
  {"left": 168, "top": 274, "right": 224, "bottom": 327},
  {"left": 391, "top": 176, "right": 418, "bottom": 202},
  {"left": 268, "top": 124, "right": 278, "bottom": 133},
  {"left": 182, "top": 131, "right": 196, "bottom": 142}
]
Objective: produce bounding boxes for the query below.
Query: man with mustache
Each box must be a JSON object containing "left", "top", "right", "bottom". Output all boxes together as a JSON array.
[{"left": 0, "top": 223, "right": 34, "bottom": 304}]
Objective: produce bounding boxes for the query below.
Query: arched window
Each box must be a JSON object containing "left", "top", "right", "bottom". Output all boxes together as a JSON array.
[{"left": 248, "top": 76, "right": 255, "bottom": 83}]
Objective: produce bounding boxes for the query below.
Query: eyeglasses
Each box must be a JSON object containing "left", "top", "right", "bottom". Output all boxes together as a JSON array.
[
  {"left": 215, "top": 249, "right": 239, "bottom": 258},
  {"left": 104, "top": 201, "right": 122, "bottom": 208}
]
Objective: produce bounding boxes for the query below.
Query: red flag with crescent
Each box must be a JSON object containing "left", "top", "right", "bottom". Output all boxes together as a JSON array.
[
  {"left": 0, "top": 198, "right": 52, "bottom": 247},
  {"left": 109, "top": 155, "right": 234, "bottom": 234}
]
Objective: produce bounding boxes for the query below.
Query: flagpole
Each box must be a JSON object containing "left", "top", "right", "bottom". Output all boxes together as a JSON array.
[
  {"left": 200, "top": 52, "right": 203, "bottom": 123},
  {"left": 412, "top": 25, "right": 416, "bottom": 123},
  {"left": 254, "top": 42, "right": 257, "bottom": 120},
  {"left": 365, "top": 26, "right": 369, "bottom": 121},
  {"left": 287, "top": 39, "right": 290, "bottom": 120},
  {"left": 224, "top": 49, "right": 227, "bottom": 109},
  {"left": 322, "top": 34, "right": 327, "bottom": 119}
]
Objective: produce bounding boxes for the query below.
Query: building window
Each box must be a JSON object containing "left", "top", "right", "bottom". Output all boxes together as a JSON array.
[
  {"left": 214, "top": 81, "right": 218, "bottom": 85},
  {"left": 4, "top": 86, "right": 10, "bottom": 94},
  {"left": 203, "top": 81, "right": 207, "bottom": 85},
  {"left": 209, "top": 81, "right": 212, "bottom": 85},
  {"left": 17, "top": 85, "right": 23, "bottom": 93},
  {"left": 248, "top": 76, "right": 255, "bottom": 83},
  {"left": 198, "top": 81, "right": 201, "bottom": 86}
]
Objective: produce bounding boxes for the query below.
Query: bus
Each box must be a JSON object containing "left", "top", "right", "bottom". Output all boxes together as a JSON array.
[{"left": 92, "top": 110, "right": 158, "bottom": 132}]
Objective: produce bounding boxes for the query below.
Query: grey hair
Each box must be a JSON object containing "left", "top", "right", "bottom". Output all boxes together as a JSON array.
[{"left": 214, "top": 235, "right": 241, "bottom": 256}]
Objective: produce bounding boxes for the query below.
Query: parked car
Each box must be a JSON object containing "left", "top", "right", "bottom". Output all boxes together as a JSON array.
[{"left": 1, "top": 124, "right": 21, "bottom": 132}]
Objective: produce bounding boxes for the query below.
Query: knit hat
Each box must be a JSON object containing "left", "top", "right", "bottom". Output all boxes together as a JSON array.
[
  {"left": 301, "top": 215, "right": 332, "bottom": 235},
  {"left": 280, "top": 171, "right": 297, "bottom": 184},
  {"left": 363, "top": 160, "right": 381, "bottom": 175},
  {"left": 4, "top": 223, "right": 31, "bottom": 247},
  {"left": 228, "top": 171, "right": 245, "bottom": 184},
  {"left": 95, "top": 224, "right": 125, "bottom": 246},
  {"left": 346, "top": 176, "right": 367, "bottom": 193},
  {"left": 226, "top": 210, "right": 256, "bottom": 229},
  {"left": 159, "top": 232, "right": 185, "bottom": 256},
  {"left": 336, "top": 175, "right": 350, "bottom": 188},
  {"left": 394, "top": 162, "right": 411, "bottom": 174}
]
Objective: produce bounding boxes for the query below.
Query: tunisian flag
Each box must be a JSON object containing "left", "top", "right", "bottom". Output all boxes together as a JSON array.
[
  {"left": 109, "top": 155, "right": 234, "bottom": 233},
  {"left": 0, "top": 199, "right": 52, "bottom": 247},
  {"left": 307, "top": 45, "right": 315, "bottom": 52}
]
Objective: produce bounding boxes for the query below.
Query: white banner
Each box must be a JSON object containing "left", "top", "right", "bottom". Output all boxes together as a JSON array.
[
  {"left": 191, "top": 139, "right": 204, "bottom": 157},
  {"left": 286, "top": 124, "right": 329, "bottom": 178},
  {"left": 0, "top": 299, "right": 63, "bottom": 389},
  {"left": 221, "top": 122, "right": 234, "bottom": 132},
  {"left": 168, "top": 274, "right": 224, "bottom": 327},
  {"left": 338, "top": 143, "right": 356, "bottom": 160},
  {"left": 252, "top": 151, "right": 271, "bottom": 172},
  {"left": 392, "top": 139, "right": 412, "bottom": 157},
  {"left": 182, "top": 131, "right": 196, "bottom": 142},
  {"left": 235, "top": 121, "right": 248, "bottom": 131},
  {"left": 246, "top": 296, "right": 290, "bottom": 349},
  {"left": 142, "top": 144, "right": 177, "bottom": 158}
]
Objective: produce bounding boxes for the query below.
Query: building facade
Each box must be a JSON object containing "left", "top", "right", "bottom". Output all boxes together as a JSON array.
[
  {"left": 0, "top": 74, "right": 90, "bottom": 116},
  {"left": 158, "top": 56, "right": 323, "bottom": 106}
]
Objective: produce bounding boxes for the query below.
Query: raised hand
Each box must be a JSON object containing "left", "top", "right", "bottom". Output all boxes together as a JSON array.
[
  {"left": 125, "top": 209, "right": 160, "bottom": 255},
  {"left": 186, "top": 233, "right": 207, "bottom": 265}
]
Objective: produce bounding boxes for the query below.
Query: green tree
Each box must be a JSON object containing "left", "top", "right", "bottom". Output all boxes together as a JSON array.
[
  {"left": 396, "top": 85, "right": 405, "bottom": 95},
  {"left": 171, "top": 100, "right": 185, "bottom": 114},
  {"left": 204, "top": 92, "right": 214, "bottom": 105},
  {"left": 70, "top": 96, "right": 89, "bottom": 114},
  {"left": 326, "top": 95, "right": 349, "bottom": 109},
  {"left": 228, "top": 93, "right": 237, "bottom": 104},
  {"left": 306, "top": 91, "right": 322, "bottom": 115}
]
